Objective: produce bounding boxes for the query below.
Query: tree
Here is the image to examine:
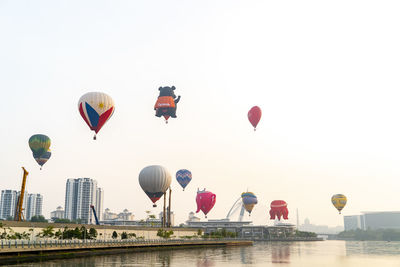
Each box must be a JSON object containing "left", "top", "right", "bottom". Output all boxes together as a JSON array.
[
  {"left": 112, "top": 231, "right": 118, "bottom": 239},
  {"left": 128, "top": 233, "right": 137, "bottom": 239},
  {"left": 37, "top": 226, "right": 54, "bottom": 238},
  {"left": 88, "top": 228, "right": 97, "bottom": 239},
  {"left": 157, "top": 229, "right": 174, "bottom": 239},
  {"left": 30, "top": 215, "right": 48, "bottom": 222},
  {"left": 121, "top": 232, "right": 128, "bottom": 239}
]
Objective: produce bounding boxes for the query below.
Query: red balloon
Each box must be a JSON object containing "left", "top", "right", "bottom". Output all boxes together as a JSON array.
[
  {"left": 269, "top": 200, "right": 289, "bottom": 220},
  {"left": 196, "top": 189, "right": 216, "bottom": 218},
  {"left": 248, "top": 106, "right": 262, "bottom": 130}
]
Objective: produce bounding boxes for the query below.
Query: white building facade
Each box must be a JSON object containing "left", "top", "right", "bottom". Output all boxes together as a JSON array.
[
  {"left": 64, "top": 178, "right": 104, "bottom": 224},
  {"left": 0, "top": 190, "right": 36, "bottom": 220},
  {"left": 25, "top": 193, "right": 43, "bottom": 220}
]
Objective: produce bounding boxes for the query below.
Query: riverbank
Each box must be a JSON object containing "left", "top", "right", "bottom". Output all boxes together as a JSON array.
[{"left": 0, "top": 239, "right": 253, "bottom": 265}]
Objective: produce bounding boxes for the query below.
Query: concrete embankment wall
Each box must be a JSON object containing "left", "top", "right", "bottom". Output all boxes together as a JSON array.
[
  {"left": 0, "top": 239, "right": 253, "bottom": 265},
  {"left": 0, "top": 221, "right": 199, "bottom": 239}
]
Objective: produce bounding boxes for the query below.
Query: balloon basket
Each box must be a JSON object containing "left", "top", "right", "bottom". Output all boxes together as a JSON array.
[
  {"left": 254, "top": 128, "right": 256, "bottom": 131},
  {"left": 205, "top": 216, "right": 207, "bottom": 218},
  {"left": 93, "top": 134, "right": 97, "bottom": 140},
  {"left": 165, "top": 120, "right": 168, "bottom": 124},
  {"left": 40, "top": 167, "right": 42, "bottom": 170},
  {"left": 153, "top": 204, "right": 157, "bottom": 207}
]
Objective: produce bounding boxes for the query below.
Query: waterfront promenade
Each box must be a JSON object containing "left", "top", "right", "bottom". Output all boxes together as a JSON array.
[{"left": 0, "top": 238, "right": 253, "bottom": 265}]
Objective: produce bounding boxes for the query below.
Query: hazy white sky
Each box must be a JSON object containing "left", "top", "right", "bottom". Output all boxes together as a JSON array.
[{"left": 1, "top": 1, "right": 400, "bottom": 227}]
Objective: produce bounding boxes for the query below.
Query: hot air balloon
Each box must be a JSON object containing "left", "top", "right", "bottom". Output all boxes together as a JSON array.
[
  {"left": 78, "top": 92, "right": 115, "bottom": 140},
  {"left": 33, "top": 149, "right": 51, "bottom": 170},
  {"left": 196, "top": 189, "right": 216, "bottom": 218},
  {"left": 241, "top": 192, "right": 258, "bottom": 215},
  {"left": 176, "top": 169, "right": 192, "bottom": 191},
  {"left": 29, "top": 134, "right": 51, "bottom": 158},
  {"left": 331, "top": 194, "right": 347, "bottom": 214},
  {"left": 269, "top": 200, "right": 289, "bottom": 220},
  {"left": 248, "top": 106, "right": 262, "bottom": 131},
  {"left": 154, "top": 86, "right": 181, "bottom": 123},
  {"left": 138, "top": 165, "right": 172, "bottom": 207}
]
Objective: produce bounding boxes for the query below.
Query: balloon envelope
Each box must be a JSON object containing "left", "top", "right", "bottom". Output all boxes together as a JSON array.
[
  {"left": 34, "top": 149, "right": 51, "bottom": 168},
  {"left": 176, "top": 169, "right": 192, "bottom": 190},
  {"left": 196, "top": 189, "right": 216, "bottom": 217},
  {"left": 138, "top": 165, "right": 172, "bottom": 206},
  {"left": 270, "top": 200, "right": 289, "bottom": 220},
  {"left": 331, "top": 194, "right": 347, "bottom": 214},
  {"left": 78, "top": 92, "right": 115, "bottom": 138},
  {"left": 248, "top": 106, "right": 262, "bottom": 130},
  {"left": 29, "top": 134, "right": 51, "bottom": 158},
  {"left": 241, "top": 192, "right": 258, "bottom": 214}
]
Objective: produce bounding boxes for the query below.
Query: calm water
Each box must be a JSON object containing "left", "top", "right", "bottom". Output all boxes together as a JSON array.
[{"left": 10, "top": 241, "right": 400, "bottom": 267}]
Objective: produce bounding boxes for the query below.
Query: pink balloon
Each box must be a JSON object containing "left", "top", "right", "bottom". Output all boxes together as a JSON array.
[
  {"left": 248, "top": 106, "right": 262, "bottom": 130},
  {"left": 269, "top": 200, "right": 289, "bottom": 220},
  {"left": 196, "top": 189, "right": 216, "bottom": 218}
]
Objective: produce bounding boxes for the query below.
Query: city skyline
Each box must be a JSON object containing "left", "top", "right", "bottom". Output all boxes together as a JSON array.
[
  {"left": 0, "top": 190, "right": 43, "bottom": 220},
  {"left": 1, "top": 1, "right": 400, "bottom": 227}
]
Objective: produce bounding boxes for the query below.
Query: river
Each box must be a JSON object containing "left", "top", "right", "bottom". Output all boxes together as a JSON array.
[{"left": 10, "top": 240, "right": 400, "bottom": 266}]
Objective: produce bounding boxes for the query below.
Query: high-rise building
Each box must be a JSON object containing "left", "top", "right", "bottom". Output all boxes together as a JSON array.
[
  {"left": 344, "top": 215, "right": 365, "bottom": 231},
  {"left": 64, "top": 178, "right": 104, "bottom": 224},
  {"left": 0, "top": 190, "right": 18, "bottom": 219},
  {"left": 25, "top": 194, "right": 43, "bottom": 220},
  {"left": 0, "top": 190, "right": 30, "bottom": 220},
  {"left": 95, "top": 188, "right": 104, "bottom": 221}
]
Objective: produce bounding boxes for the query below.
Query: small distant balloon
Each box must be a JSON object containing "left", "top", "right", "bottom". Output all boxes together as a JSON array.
[
  {"left": 78, "top": 92, "right": 115, "bottom": 140},
  {"left": 176, "top": 169, "right": 192, "bottom": 191},
  {"left": 241, "top": 192, "right": 258, "bottom": 215},
  {"left": 196, "top": 189, "right": 216, "bottom": 218},
  {"left": 331, "top": 194, "right": 347, "bottom": 214},
  {"left": 248, "top": 106, "right": 262, "bottom": 131}
]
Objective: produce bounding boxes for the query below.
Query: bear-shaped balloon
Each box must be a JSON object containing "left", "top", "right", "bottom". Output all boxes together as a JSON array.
[{"left": 154, "top": 86, "right": 181, "bottom": 122}]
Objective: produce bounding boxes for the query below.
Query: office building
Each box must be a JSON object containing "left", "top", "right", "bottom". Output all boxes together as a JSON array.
[
  {"left": 25, "top": 193, "right": 43, "bottom": 220},
  {"left": 0, "top": 190, "right": 18, "bottom": 219},
  {"left": 64, "top": 178, "right": 104, "bottom": 224},
  {"left": 95, "top": 188, "right": 104, "bottom": 221},
  {"left": 344, "top": 215, "right": 365, "bottom": 231},
  {"left": 363, "top": 211, "right": 400, "bottom": 230},
  {"left": 0, "top": 190, "right": 30, "bottom": 220},
  {"left": 344, "top": 211, "right": 400, "bottom": 230}
]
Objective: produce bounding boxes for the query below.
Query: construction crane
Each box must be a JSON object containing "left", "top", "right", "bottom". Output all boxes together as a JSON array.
[
  {"left": 90, "top": 205, "right": 100, "bottom": 225},
  {"left": 226, "top": 196, "right": 245, "bottom": 222},
  {"left": 14, "top": 167, "right": 29, "bottom": 221}
]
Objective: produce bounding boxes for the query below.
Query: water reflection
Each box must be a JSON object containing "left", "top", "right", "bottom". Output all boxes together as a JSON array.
[
  {"left": 196, "top": 258, "right": 214, "bottom": 267},
  {"left": 240, "top": 246, "right": 253, "bottom": 264},
  {"left": 271, "top": 242, "right": 291, "bottom": 263},
  {"left": 345, "top": 241, "right": 400, "bottom": 256},
  {"left": 14, "top": 241, "right": 400, "bottom": 267}
]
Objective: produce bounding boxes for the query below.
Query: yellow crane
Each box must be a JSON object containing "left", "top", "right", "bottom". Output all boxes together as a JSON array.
[{"left": 14, "top": 167, "right": 29, "bottom": 221}]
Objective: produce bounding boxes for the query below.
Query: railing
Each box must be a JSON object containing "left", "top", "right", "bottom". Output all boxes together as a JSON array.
[{"left": 0, "top": 238, "right": 250, "bottom": 250}]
